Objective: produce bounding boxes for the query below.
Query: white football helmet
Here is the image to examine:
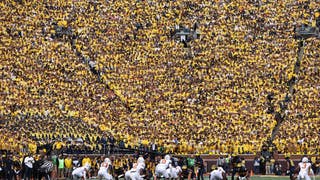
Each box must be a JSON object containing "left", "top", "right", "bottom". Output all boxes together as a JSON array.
[
  {"left": 137, "top": 156, "right": 145, "bottom": 164},
  {"left": 164, "top": 155, "right": 171, "bottom": 161},
  {"left": 176, "top": 166, "right": 182, "bottom": 173},
  {"left": 84, "top": 163, "right": 91, "bottom": 170},
  {"left": 104, "top": 158, "right": 112, "bottom": 165},
  {"left": 302, "top": 157, "right": 308, "bottom": 163}
]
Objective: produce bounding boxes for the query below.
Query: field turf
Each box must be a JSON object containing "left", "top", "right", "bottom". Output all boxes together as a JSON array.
[
  {"left": 234, "top": 176, "right": 320, "bottom": 180},
  {"left": 87, "top": 176, "right": 320, "bottom": 180}
]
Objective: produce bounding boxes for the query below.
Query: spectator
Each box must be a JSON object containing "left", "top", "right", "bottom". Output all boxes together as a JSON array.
[
  {"left": 64, "top": 155, "right": 73, "bottom": 179},
  {"left": 195, "top": 155, "right": 204, "bottom": 180},
  {"left": 253, "top": 156, "right": 260, "bottom": 174},
  {"left": 216, "top": 156, "right": 225, "bottom": 168},
  {"left": 108, "top": 135, "right": 116, "bottom": 154},
  {"left": 24, "top": 153, "right": 35, "bottom": 180},
  {"left": 270, "top": 157, "right": 275, "bottom": 174},
  {"left": 316, "top": 157, "right": 320, "bottom": 175},
  {"left": 57, "top": 154, "right": 65, "bottom": 179},
  {"left": 285, "top": 155, "right": 295, "bottom": 179},
  {"left": 224, "top": 154, "right": 231, "bottom": 174},
  {"left": 274, "top": 161, "right": 282, "bottom": 175},
  {"left": 3, "top": 154, "right": 14, "bottom": 180},
  {"left": 265, "top": 159, "right": 271, "bottom": 175},
  {"left": 50, "top": 153, "right": 58, "bottom": 179}
]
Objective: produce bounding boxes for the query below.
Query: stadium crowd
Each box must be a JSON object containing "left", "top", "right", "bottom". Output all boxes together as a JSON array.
[{"left": 0, "top": 0, "right": 320, "bottom": 159}]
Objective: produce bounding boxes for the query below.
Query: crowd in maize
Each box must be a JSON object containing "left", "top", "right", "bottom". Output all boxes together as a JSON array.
[{"left": 0, "top": 0, "right": 319, "bottom": 157}]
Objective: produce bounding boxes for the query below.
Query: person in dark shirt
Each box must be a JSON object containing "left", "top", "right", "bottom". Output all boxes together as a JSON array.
[
  {"left": 4, "top": 154, "right": 14, "bottom": 180},
  {"left": 179, "top": 156, "right": 190, "bottom": 179},
  {"left": 231, "top": 155, "right": 242, "bottom": 180},
  {"left": 0, "top": 155, "right": 4, "bottom": 179},
  {"left": 285, "top": 155, "right": 295, "bottom": 179},
  {"left": 108, "top": 135, "right": 116, "bottom": 154},
  {"left": 195, "top": 155, "right": 204, "bottom": 180},
  {"left": 100, "top": 134, "right": 108, "bottom": 154},
  {"left": 237, "top": 166, "right": 250, "bottom": 180},
  {"left": 13, "top": 155, "right": 22, "bottom": 180}
]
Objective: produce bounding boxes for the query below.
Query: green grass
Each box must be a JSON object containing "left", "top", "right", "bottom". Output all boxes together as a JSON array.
[
  {"left": 250, "top": 178, "right": 288, "bottom": 180},
  {"left": 175, "top": 176, "right": 320, "bottom": 180},
  {"left": 88, "top": 176, "right": 320, "bottom": 180},
  {"left": 183, "top": 176, "right": 314, "bottom": 180}
]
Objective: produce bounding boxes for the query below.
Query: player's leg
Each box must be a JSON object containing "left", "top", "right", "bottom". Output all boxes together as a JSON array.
[{"left": 125, "top": 171, "right": 131, "bottom": 180}]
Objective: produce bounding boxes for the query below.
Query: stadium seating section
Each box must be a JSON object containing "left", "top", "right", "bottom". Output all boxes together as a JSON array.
[{"left": 0, "top": 0, "right": 319, "bottom": 155}]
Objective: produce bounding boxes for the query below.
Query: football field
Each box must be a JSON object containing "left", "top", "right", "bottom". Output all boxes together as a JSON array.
[
  {"left": 248, "top": 175, "right": 320, "bottom": 180},
  {"left": 88, "top": 176, "right": 320, "bottom": 180}
]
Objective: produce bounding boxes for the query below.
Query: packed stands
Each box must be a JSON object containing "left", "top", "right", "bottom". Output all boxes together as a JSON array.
[{"left": 0, "top": 0, "right": 319, "bottom": 156}]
